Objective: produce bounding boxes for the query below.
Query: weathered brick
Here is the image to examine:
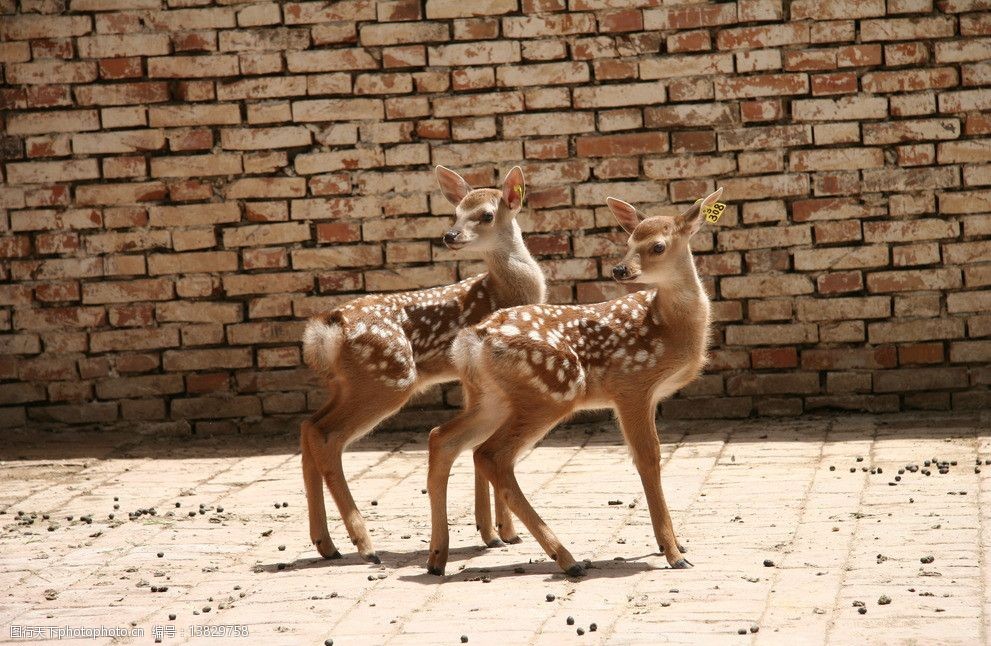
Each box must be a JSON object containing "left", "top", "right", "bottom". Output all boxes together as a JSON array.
[
  {"left": 295, "top": 148, "right": 385, "bottom": 174},
  {"left": 78, "top": 33, "right": 170, "bottom": 58},
  {"left": 792, "top": 96, "right": 888, "bottom": 121},
  {"left": 640, "top": 53, "right": 733, "bottom": 80},
  {"left": 502, "top": 13, "right": 597, "bottom": 38},
  {"left": 71, "top": 129, "right": 166, "bottom": 155},
  {"left": 718, "top": 125, "right": 812, "bottom": 151},
  {"left": 943, "top": 240, "right": 991, "bottom": 264},
  {"left": 797, "top": 296, "right": 891, "bottom": 321},
  {"left": 862, "top": 67, "right": 959, "bottom": 93},
  {"left": 794, "top": 245, "right": 889, "bottom": 271},
  {"left": 148, "top": 55, "right": 239, "bottom": 78},
  {"left": 721, "top": 275, "right": 814, "bottom": 298},
  {"left": 864, "top": 219, "right": 959, "bottom": 242},
  {"left": 223, "top": 271, "right": 312, "bottom": 296},
  {"left": 82, "top": 278, "right": 173, "bottom": 304},
  {"left": 718, "top": 23, "right": 809, "bottom": 50},
  {"left": 223, "top": 222, "right": 311, "bottom": 247},
  {"left": 286, "top": 48, "right": 377, "bottom": 72},
  {"left": 149, "top": 104, "right": 242, "bottom": 127},
  {"left": 726, "top": 323, "right": 819, "bottom": 346},
  {"left": 7, "top": 110, "right": 100, "bottom": 136},
  {"left": 148, "top": 251, "right": 239, "bottom": 275},
  {"left": 292, "top": 245, "right": 383, "bottom": 269},
  {"left": 949, "top": 340, "right": 991, "bottom": 363},
  {"left": 90, "top": 327, "right": 180, "bottom": 353},
  {"left": 149, "top": 203, "right": 240, "bottom": 227},
  {"left": 6, "top": 159, "right": 100, "bottom": 185},
  {"left": 151, "top": 153, "right": 243, "bottom": 178},
  {"left": 861, "top": 16, "right": 956, "bottom": 41},
  {"left": 171, "top": 395, "right": 261, "bottom": 419},
  {"left": 874, "top": 367, "right": 969, "bottom": 392},
  {"left": 291, "top": 98, "right": 385, "bottom": 122},
  {"left": 502, "top": 112, "right": 595, "bottom": 138},
  {"left": 861, "top": 166, "right": 959, "bottom": 192}
]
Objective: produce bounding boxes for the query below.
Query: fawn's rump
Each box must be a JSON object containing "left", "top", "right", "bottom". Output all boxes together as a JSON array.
[{"left": 303, "top": 311, "right": 420, "bottom": 390}]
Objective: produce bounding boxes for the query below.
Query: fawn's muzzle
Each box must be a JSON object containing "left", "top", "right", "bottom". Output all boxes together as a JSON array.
[
  {"left": 443, "top": 231, "right": 460, "bottom": 247},
  {"left": 612, "top": 264, "right": 628, "bottom": 279}
]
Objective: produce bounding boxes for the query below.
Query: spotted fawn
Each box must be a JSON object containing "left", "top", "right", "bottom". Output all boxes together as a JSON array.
[
  {"left": 300, "top": 166, "right": 546, "bottom": 562},
  {"left": 425, "top": 188, "right": 723, "bottom": 576}
]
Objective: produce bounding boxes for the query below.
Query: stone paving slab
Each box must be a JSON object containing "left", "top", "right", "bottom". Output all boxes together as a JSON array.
[{"left": 1, "top": 411, "right": 989, "bottom": 645}]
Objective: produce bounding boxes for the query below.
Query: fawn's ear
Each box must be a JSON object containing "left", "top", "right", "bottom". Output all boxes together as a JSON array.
[
  {"left": 501, "top": 166, "right": 525, "bottom": 211},
  {"left": 435, "top": 165, "right": 472, "bottom": 206},
  {"left": 679, "top": 187, "right": 723, "bottom": 236},
  {"left": 606, "top": 197, "right": 642, "bottom": 235}
]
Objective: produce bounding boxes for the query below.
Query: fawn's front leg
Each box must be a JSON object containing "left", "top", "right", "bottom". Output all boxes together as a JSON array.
[{"left": 616, "top": 402, "right": 691, "bottom": 568}]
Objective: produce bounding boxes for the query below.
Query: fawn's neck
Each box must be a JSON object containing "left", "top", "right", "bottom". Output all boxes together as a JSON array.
[
  {"left": 650, "top": 245, "right": 710, "bottom": 337},
  {"left": 482, "top": 220, "right": 546, "bottom": 308}
]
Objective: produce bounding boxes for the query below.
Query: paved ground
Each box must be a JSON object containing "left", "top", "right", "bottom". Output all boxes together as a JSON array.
[{"left": 1, "top": 411, "right": 989, "bottom": 645}]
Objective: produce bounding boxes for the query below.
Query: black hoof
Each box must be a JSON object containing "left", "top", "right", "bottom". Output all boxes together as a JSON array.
[
  {"left": 502, "top": 535, "right": 523, "bottom": 545},
  {"left": 486, "top": 538, "right": 506, "bottom": 548},
  {"left": 565, "top": 563, "right": 587, "bottom": 577},
  {"left": 671, "top": 558, "right": 693, "bottom": 569},
  {"left": 324, "top": 550, "right": 342, "bottom": 560},
  {"left": 362, "top": 552, "right": 381, "bottom": 565},
  {"left": 427, "top": 565, "right": 444, "bottom": 576}
]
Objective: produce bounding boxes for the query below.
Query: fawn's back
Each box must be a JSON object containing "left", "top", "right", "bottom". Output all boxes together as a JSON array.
[
  {"left": 455, "top": 289, "right": 710, "bottom": 409},
  {"left": 304, "top": 273, "right": 501, "bottom": 389}
]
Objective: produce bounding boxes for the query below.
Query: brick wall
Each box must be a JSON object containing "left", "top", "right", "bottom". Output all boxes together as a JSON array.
[{"left": 1, "top": 0, "right": 989, "bottom": 433}]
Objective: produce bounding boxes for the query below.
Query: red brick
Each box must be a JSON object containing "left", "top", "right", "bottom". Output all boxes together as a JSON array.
[
  {"left": 576, "top": 132, "right": 668, "bottom": 157},
  {"left": 817, "top": 271, "right": 864, "bottom": 294}
]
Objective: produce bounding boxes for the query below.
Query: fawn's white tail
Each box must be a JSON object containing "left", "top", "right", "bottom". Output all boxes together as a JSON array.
[
  {"left": 450, "top": 328, "right": 484, "bottom": 384},
  {"left": 302, "top": 316, "right": 344, "bottom": 378}
]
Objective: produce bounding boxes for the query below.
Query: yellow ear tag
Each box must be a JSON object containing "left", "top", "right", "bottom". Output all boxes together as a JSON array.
[
  {"left": 695, "top": 198, "right": 726, "bottom": 224},
  {"left": 515, "top": 184, "right": 525, "bottom": 206}
]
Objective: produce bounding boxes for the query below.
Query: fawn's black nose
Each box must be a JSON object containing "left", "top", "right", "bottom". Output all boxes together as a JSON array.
[
  {"left": 612, "top": 264, "right": 628, "bottom": 279},
  {"left": 443, "top": 231, "right": 458, "bottom": 245}
]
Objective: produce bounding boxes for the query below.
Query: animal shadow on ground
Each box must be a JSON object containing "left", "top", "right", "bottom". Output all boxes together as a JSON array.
[{"left": 254, "top": 546, "right": 662, "bottom": 582}]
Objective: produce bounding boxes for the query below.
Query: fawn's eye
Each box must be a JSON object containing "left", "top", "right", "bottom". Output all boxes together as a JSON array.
[
  {"left": 653, "top": 242, "right": 666, "bottom": 254},
  {"left": 480, "top": 211, "right": 494, "bottom": 223}
]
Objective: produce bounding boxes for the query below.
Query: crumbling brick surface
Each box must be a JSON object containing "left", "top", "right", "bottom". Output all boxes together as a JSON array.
[{"left": 0, "top": 1, "right": 988, "bottom": 431}]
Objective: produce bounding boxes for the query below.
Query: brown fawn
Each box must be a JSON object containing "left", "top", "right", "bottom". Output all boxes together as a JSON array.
[
  {"left": 301, "top": 165, "right": 546, "bottom": 562},
  {"left": 425, "top": 188, "right": 723, "bottom": 576}
]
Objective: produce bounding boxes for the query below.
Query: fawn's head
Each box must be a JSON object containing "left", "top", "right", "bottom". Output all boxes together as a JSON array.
[
  {"left": 607, "top": 187, "right": 723, "bottom": 284},
  {"left": 435, "top": 165, "right": 526, "bottom": 252}
]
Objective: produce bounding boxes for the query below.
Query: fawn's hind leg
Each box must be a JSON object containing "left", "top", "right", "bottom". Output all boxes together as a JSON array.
[
  {"left": 474, "top": 406, "right": 582, "bottom": 576},
  {"left": 302, "top": 399, "right": 340, "bottom": 559},
  {"left": 472, "top": 454, "right": 521, "bottom": 547},
  {"left": 302, "top": 383, "right": 410, "bottom": 563},
  {"left": 427, "top": 397, "right": 506, "bottom": 575}
]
